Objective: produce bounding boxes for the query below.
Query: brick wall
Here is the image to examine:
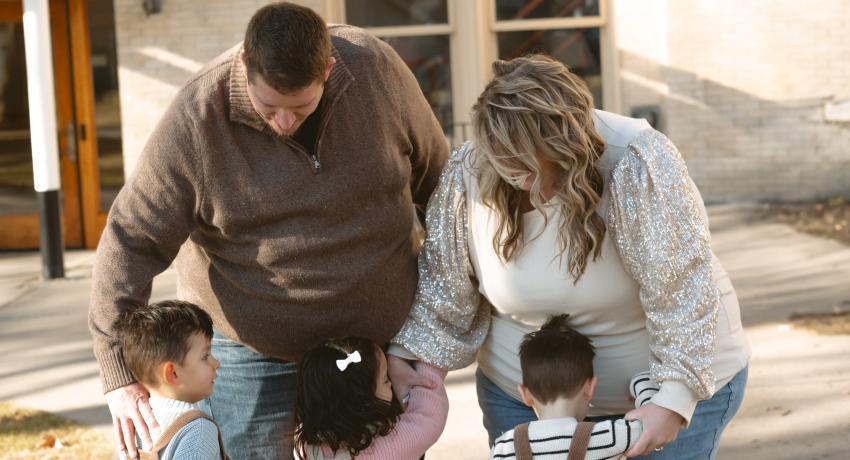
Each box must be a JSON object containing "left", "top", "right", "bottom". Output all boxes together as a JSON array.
[
  {"left": 114, "top": 0, "right": 849, "bottom": 202},
  {"left": 616, "top": 0, "right": 850, "bottom": 202}
]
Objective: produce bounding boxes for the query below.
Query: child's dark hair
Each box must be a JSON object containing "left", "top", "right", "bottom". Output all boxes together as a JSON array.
[
  {"left": 112, "top": 300, "right": 213, "bottom": 386},
  {"left": 294, "top": 337, "right": 403, "bottom": 458},
  {"left": 519, "top": 314, "right": 595, "bottom": 404}
]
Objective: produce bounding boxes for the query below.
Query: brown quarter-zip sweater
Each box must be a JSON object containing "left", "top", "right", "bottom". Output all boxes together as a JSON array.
[{"left": 89, "top": 25, "right": 448, "bottom": 392}]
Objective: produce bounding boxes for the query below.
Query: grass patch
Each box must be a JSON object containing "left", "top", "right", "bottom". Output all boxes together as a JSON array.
[{"left": 0, "top": 402, "right": 112, "bottom": 460}]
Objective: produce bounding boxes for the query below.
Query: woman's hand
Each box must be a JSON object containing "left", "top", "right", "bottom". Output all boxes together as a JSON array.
[
  {"left": 624, "top": 403, "right": 684, "bottom": 457},
  {"left": 386, "top": 355, "right": 436, "bottom": 408},
  {"left": 105, "top": 383, "right": 160, "bottom": 458}
]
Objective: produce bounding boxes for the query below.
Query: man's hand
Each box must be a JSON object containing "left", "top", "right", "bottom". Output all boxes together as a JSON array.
[
  {"left": 386, "top": 355, "right": 436, "bottom": 408},
  {"left": 105, "top": 383, "right": 160, "bottom": 458},
  {"left": 624, "top": 403, "right": 684, "bottom": 457}
]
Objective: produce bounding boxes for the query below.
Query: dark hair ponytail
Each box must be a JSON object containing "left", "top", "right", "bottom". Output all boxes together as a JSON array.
[{"left": 294, "top": 337, "right": 403, "bottom": 458}]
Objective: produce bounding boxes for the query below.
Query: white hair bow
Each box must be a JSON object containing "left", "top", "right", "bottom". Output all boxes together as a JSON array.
[{"left": 336, "top": 350, "right": 362, "bottom": 371}]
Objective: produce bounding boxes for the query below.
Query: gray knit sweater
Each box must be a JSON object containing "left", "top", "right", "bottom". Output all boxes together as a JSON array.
[{"left": 126, "top": 397, "right": 221, "bottom": 460}]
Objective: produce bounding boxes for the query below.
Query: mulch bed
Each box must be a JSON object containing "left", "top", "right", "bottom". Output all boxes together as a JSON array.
[{"left": 766, "top": 196, "right": 850, "bottom": 246}]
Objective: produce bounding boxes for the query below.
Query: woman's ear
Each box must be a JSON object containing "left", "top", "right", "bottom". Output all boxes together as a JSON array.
[{"left": 583, "top": 376, "right": 598, "bottom": 401}]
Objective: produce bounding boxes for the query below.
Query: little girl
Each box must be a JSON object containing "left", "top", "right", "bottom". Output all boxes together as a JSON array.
[{"left": 294, "top": 336, "right": 449, "bottom": 460}]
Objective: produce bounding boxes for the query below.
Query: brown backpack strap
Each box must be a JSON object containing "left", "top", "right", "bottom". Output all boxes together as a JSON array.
[
  {"left": 148, "top": 409, "right": 229, "bottom": 459},
  {"left": 566, "top": 421, "right": 595, "bottom": 460},
  {"left": 513, "top": 423, "right": 534, "bottom": 460}
]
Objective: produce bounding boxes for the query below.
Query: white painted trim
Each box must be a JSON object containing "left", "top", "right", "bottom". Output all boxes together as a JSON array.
[
  {"left": 22, "top": 0, "right": 61, "bottom": 192},
  {"left": 600, "top": 0, "right": 621, "bottom": 113},
  {"left": 363, "top": 24, "right": 452, "bottom": 37},
  {"left": 492, "top": 16, "right": 605, "bottom": 32}
]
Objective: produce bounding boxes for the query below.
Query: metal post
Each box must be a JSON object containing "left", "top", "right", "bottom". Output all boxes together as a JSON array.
[{"left": 22, "top": 0, "right": 64, "bottom": 279}]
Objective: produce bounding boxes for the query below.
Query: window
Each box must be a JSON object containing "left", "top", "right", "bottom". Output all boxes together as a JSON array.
[{"left": 343, "top": 0, "right": 454, "bottom": 138}]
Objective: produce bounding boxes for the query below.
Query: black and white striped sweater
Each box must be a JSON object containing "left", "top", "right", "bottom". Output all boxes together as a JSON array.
[{"left": 490, "top": 372, "right": 659, "bottom": 460}]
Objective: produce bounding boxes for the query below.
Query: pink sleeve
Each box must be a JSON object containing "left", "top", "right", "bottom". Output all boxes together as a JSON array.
[{"left": 357, "top": 363, "right": 449, "bottom": 459}]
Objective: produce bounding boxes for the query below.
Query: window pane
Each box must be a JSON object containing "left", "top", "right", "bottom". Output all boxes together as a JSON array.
[
  {"left": 497, "top": 28, "right": 603, "bottom": 108},
  {"left": 0, "top": 22, "right": 36, "bottom": 216},
  {"left": 379, "top": 35, "right": 453, "bottom": 137},
  {"left": 346, "top": 0, "right": 448, "bottom": 27},
  {"left": 88, "top": 0, "right": 125, "bottom": 212},
  {"left": 496, "top": 0, "right": 600, "bottom": 21}
]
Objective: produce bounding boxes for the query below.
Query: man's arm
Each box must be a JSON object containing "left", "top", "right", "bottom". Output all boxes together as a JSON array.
[{"left": 89, "top": 96, "right": 203, "bottom": 456}]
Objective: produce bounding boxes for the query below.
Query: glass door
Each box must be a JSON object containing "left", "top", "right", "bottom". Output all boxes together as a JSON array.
[{"left": 0, "top": 0, "right": 82, "bottom": 249}]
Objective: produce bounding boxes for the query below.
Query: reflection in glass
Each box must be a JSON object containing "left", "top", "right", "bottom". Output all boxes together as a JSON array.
[
  {"left": 346, "top": 0, "right": 448, "bottom": 28},
  {"left": 379, "top": 35, "right": 453, "bottom": 138},
  {"left": 497, "top": 28, "right": 603, "bottom": 108},
  {"left": 89, "top": 0, "right": 124, "bottom": 212},
  {"left": 0, "top": 22, "right": 36, "bottom": 216},
  {"left": 496, "top": 0, "right": 600, "bottom": 21}
]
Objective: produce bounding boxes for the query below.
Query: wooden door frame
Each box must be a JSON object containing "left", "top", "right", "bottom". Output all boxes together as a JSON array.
[
  {"left": 67, "top": 0, "right": 105, "bottom": 249},
  {"left": 0, "top": 0, "right": 82, "bottom": 248}
]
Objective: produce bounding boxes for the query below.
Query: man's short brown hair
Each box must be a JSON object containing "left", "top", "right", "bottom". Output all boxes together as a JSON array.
[
  {"left": 113, "top": 300, "right": 213, "bottom": 386},
  {"left": 243, "top": 2, "right": 331, "bottom": 92},
  {"left": 519, "top": 314, "right": 595, "bottom": 404}
]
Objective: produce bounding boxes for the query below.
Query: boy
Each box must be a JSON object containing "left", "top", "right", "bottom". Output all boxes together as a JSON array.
[
  {"left": 490, "top": 314, "right": 659, "bottom": 460},
  {"left": 113, "top": 300, "right": 227, "bottom": 460}
]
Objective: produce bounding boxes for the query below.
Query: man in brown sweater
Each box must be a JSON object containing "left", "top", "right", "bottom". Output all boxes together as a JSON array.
[{"left": 89, "top": 3, "right": 448, "bottom": 459}]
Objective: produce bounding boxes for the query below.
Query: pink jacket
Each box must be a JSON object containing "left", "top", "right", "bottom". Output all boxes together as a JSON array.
[{"left": 308, "top": 363, "right": 449, "bottom": 460}]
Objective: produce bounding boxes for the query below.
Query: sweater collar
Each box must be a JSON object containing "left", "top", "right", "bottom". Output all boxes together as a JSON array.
[{"left": 228, "top": 45, "right": 354, "bottom": 133}]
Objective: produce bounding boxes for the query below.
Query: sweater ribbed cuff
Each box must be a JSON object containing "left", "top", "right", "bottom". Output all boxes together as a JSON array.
[
  {"left": 650, "top": 381, "right": 699, "bottom": 427},
  {"left": 96, "top": 347, "right": 137, "bottom": 394}
]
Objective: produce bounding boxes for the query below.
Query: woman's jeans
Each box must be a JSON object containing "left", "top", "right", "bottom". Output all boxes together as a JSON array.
[
  {"left": 197, "top": 331, "right": 298, "bottom": 460},
  {"left": 476, "top": 366, "right": 748, "bottom": 460}
]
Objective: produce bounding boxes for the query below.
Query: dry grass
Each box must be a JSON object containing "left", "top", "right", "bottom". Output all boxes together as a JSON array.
[
  {"left": 767, "top": 196, "right": 850, "bottom": 245},
  {"left": 0, "top": 402, "right": 112, "bottom": 460},
  {"left": 790, "top": 310, "right": 850, "bottom": 336}
]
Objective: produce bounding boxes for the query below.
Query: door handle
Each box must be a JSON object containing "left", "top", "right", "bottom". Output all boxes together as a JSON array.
[{"left": 65, "top": 122, "right": 77, "bottom": 162}]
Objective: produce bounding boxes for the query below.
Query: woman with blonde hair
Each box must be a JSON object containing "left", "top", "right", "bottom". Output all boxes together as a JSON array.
[{"left": 388, "top": 54, "right": 750, "bottom": 459}]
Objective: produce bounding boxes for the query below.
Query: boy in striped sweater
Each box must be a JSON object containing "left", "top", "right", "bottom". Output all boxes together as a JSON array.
[{"left": 490, "top": 314, "right": 659, "bottom": 460}]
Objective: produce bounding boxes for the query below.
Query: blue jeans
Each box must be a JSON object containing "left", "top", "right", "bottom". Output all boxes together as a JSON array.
[
  {"left": 197, "top": 331, "right": 297, "bottom": 460},
  {"left": 476, "top": 366, "right": 748, "bottom": 460}
]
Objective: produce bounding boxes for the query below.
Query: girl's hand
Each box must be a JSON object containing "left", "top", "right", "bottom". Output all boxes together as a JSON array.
[
  {"left": 624, "top": 403, "right": 684, "bottom": 457},
  {"left": 386, "top": 355, "right": 436, "bottom": 408}
]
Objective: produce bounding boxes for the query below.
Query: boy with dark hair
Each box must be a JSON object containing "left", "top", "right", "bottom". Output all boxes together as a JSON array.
[
  {"left": 113, "top": 301, "right": 226, "bottom": 460},
  {"left": 490, "top": 314, "right": 659, "bottom": 460}
]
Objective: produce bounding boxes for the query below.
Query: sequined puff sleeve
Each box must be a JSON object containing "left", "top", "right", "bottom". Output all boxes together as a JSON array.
[
  {"left": 607, "top": 129, "right": 718, "bottom": 402},
  {"left": 391, "top": 142, "right": 490, "bottom": 370}
]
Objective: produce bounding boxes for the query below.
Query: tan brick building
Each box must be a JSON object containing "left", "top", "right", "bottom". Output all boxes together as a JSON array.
[{"left": 1, "top": 0, "right": 848, "bottom": 249}]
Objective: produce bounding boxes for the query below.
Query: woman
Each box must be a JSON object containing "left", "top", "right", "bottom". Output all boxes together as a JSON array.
[{"left": 389, "top": 55, "right": 750, "bottom": 459}]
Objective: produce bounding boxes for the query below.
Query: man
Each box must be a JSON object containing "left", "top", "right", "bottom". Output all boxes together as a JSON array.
[{"left": 89, "top": 3, "right": 448, "bottom": 459}]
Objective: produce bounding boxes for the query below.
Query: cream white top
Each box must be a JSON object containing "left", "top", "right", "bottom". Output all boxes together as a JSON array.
[{"left": 467, "top": 110, "right": 750, "bottom": 421}]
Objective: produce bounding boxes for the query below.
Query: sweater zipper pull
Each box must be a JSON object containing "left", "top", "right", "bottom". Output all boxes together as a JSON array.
[{"left": 311, "top": 154, "right": 321, "bottom": 172}]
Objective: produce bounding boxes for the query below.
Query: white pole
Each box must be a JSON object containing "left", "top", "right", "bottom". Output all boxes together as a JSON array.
[{"left": 22, "top": 0, "right": 64, "bottom": 279}]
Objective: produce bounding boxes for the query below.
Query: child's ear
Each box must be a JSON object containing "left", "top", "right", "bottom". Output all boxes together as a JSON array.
[
  {"left": 582, "top": 376, "right": 598, "bottom": 401},
  {"left": 517, "top": 384, "right": 535, "bottom": 408},
  {"left": 162, "top": 361, "right": 180, "bottom": 386}
]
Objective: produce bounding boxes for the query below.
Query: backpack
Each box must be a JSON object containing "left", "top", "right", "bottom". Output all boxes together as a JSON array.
[
  {"left": 512, "top": 421, "right": 595, "bottom": 460},
  {"left": 138, "top": 409, "right": 229, "bottom": 460}
]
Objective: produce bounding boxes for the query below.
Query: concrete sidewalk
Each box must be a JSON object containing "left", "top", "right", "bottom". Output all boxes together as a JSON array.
[{"left": 2, "top": 204, "right": 850, "bottom": 459}]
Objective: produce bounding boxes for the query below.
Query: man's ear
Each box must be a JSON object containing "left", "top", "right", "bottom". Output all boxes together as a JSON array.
[
  {"left": 582, "top": 376, "right": 598, "bottom": 401},
  {"left": 517, "top": 384, "right": 535, "bottom": 408},
  {"left": 162, "top": 361, "right": 180, "bottom": 386},
  {"left": 324, "top": 56, "right": 337, "bottom": 81}
]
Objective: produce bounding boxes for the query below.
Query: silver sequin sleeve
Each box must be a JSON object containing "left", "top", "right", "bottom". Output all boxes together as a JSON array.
[
  {"left": 392, "top": 142, "right": 490, "bottom": 370},
  {"left": 608, "top": 129, "right": 719, "bottom": 400}
]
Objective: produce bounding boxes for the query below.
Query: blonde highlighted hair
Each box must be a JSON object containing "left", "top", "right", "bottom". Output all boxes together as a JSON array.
[{"left": 471, "top": 54, "right": 606, "bottom": 280}]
